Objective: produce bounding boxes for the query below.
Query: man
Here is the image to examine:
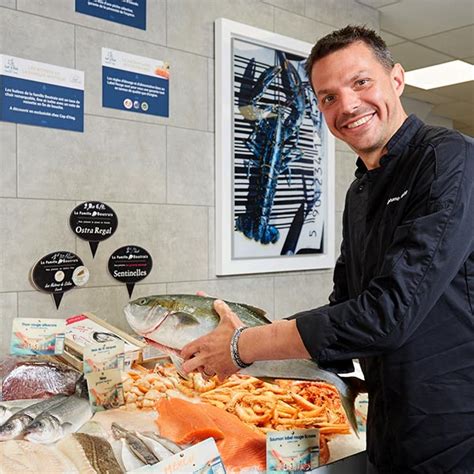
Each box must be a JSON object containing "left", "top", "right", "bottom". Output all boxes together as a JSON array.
[{"left": 182, "top": 26, "right": 474, "bottom": 473}]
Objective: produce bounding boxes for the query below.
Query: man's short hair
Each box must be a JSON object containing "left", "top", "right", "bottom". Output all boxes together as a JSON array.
[{"left": 305, "top": 25, "right": 395, "bottom": 77}]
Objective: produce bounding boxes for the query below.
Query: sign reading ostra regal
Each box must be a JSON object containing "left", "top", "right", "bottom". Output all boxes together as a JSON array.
[
  {"left": 102, "top": 48, "right": 169, "bottom": 117},
  {"left": 76, "top": 0, "right": 146, "bottom": 30},
  {"left": 70, "top": 201, "right": 118, "bottom": 258},
  {"left": 0, "top": 54, "right": 84, "bottom": 132}
]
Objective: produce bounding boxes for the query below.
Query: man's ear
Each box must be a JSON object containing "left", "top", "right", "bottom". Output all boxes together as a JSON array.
[{"left": 391, "top": 63, "right": 405, "bottom": 97}]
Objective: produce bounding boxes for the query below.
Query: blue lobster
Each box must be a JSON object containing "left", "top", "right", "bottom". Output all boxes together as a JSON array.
[{"left": 235, "top": 51, "right": 307, "bottom": 245}]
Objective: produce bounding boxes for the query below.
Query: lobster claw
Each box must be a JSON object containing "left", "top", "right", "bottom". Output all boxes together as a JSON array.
[{"left": 238, "top": 58, "right": 281, "bottom": 121}]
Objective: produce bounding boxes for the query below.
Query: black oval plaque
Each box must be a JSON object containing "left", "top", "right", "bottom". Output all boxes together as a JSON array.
[
  {"left": 108, "top": 245, "right": 153, "bottom": 297},
  {"left": 31, "top": 251, "right": 85, "bottom": 308},
  {"left": 70, "top": 201, "right": 118, "bottom": 257}
]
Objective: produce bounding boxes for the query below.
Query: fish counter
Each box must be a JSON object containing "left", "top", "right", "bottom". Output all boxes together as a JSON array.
[
  {"left": 0, "top": 294, "right": 367, "bottom": 473},
  {"left": 0, "top": 357, "right": 366, "bottom": 473}
]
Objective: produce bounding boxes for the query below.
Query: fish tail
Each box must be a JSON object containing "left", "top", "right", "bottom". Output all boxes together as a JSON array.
[
  {"left": 340, "top": 377, "right": 366, "bottom": 438},
  {"left": 341, "top": 387, "right": 358, "bottom": 437}
]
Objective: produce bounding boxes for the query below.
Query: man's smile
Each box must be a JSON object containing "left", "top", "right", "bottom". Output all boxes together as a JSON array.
[{"left": 343, "top": 112, "right": 376, "bottom": 130}]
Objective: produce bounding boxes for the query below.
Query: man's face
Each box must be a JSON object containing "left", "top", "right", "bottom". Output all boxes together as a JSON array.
[{"left": 310, "top": 41, "right": 406, "bottom": 160}]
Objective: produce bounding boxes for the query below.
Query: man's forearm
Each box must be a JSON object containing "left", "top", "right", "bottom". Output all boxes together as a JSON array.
[{"left": 238, "top": 319, "right": 311, "bottom": 364}]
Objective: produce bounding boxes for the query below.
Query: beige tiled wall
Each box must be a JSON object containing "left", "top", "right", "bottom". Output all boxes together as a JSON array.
[{"left": 0, "top": 0, "right": 375, "bottom": 355}]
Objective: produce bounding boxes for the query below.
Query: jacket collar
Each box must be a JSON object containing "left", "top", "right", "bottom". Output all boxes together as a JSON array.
[{"left": 355, "top": 114, "right": 424, "bottom": 178}]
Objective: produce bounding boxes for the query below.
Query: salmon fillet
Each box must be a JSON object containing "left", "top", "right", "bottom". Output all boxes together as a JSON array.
[
  {"left": 155, "top": 398, "right": 224, "bottom": 445},
  {"left": 155, "top": 398, "right": 266, "bottom": 471}
]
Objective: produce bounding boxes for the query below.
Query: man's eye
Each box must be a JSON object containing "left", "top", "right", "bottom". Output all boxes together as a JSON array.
[
  {"left": 323, "top": 95, "right": 335, "bottom": 104},
  {"left": 356, "top": 79, "right": 369, "bottom": 86}
]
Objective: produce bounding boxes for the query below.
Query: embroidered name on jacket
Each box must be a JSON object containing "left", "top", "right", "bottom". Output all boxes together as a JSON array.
[{"left": 386, "top": 189, "right": 408, "bottom": 205}]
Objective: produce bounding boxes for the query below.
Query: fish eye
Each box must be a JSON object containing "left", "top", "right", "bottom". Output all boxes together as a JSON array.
[{"left": 138, "top": 298, "right": 148, "bottom": 305}]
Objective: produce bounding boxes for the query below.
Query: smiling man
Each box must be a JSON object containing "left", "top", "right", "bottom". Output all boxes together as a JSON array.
[
  {"left": 309, "top": 36, "right": 407, "bottom": 169},
  {"left": 182, "top": 26, "right": 474, "bottom": 473}
]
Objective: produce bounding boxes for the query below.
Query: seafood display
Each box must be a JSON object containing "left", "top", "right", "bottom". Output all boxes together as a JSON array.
[
  {"left": 123, "top": 362, "right": 350, "bottom": 466},
  {"left": 1, "top": 358, "right": 80, "bottom": 400},
  {"left": 0, "top": 296, "right": 363, "bottom": 472},
  {"left": 124, "top": 294, "right": 361, "bottom": 432}
]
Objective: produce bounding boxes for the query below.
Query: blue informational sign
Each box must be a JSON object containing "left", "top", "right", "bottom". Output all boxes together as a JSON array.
[
  {"left": 76, "top": 0, "right": 146, "bottom": 30},
  {"left": 102, "top": 48, "right": 169, "bottom": 118},
  {"left": 0, "top": 55, "right": 84, "bottom": 132}
]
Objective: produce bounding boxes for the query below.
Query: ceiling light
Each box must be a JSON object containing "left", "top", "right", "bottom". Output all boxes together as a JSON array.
[{"left": 404, "top": 60, "right": 474, "bottom": 90}]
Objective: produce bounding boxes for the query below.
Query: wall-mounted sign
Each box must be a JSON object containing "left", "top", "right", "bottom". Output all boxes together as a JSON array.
[
  {"left": 108, "top": 245, "right": 152, "bottom": 297},
  {"left": 102, "top": 48, "right": 169, "bottom": 117},
  {"left": 70, "top": 201, "right": 118, "bottom": 257},
  {"left": 76, "top": 0, "right": 146, "bottom": 30},
  {"left": 31, "top": 251, "right": 88, "bottom": 308},
  {"left": 0, "top": 54, "right": 84, "bottom": 132}
]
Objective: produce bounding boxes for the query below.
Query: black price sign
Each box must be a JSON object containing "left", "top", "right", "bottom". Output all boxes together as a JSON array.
[
  {"left": 70, "top": 201, "right": 118, "bottom": 257},
  {"left": 31, "top": 251, "right": 88, "bottom": 309},
  {"left": 108, "top": 246, "right": 153, "bottom": 297}
]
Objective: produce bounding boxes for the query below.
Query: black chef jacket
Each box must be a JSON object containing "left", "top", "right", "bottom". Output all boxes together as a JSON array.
[{"left": 292, "top": 115, "right": 474, "bottom": 473}]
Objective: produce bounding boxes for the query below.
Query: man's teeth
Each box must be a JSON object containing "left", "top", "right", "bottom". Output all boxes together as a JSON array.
[{"left": 347, "top": 115, "right": 372, "bottom": 129}]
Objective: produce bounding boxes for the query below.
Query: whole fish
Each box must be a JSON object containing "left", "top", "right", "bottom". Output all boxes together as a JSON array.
[
  {"left": 0, "top": 399, "right": 44, "bottom": 425},
  {"left": 111, "top": 422, "right": 159, "bottom": 465},
  {"left": 0, "top": 405, "right": 13, "bottom": 426},
  {"left": 23, "top": 394, "right": 92, "bottom": 444},
  {"left": 124, "top": 294, "right": 363, "bottom": 434},
  {"left": 141, "top": 432, "right": 183, "bottom": 455},
  {"left": 0, "top": 394, "right": 67, "bottom": 441}
]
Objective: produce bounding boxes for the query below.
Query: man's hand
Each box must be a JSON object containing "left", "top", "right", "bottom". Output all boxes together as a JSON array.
[{"left": 181, "top": 300, "right": 245, "bottom": 381}]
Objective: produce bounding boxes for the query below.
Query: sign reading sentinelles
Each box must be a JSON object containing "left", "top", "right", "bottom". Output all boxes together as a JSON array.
[{"left": 108, "top": 245, "right": 153, "bottom": 297}]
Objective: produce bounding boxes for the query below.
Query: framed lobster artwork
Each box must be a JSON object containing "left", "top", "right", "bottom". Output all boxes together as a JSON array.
[{"left": 215, "top": 19, "right": 335, "bottom": 275}]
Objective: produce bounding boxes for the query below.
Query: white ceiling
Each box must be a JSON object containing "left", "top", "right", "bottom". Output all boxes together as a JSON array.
[{"left": 356, "top": 0, "right": 474, "bottom": 136}]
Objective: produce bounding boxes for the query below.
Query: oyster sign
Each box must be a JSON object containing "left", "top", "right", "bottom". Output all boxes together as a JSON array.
[{"left": 0, "top": 54, "right": 84, "bottom": 132}]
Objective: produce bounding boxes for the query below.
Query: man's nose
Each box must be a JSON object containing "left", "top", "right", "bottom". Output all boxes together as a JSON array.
[{"left": 339, "top": 90, "right": 361, "bottom": 114}]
